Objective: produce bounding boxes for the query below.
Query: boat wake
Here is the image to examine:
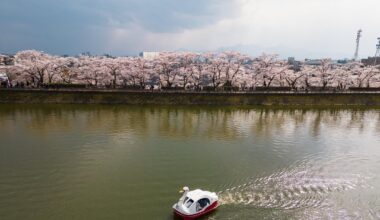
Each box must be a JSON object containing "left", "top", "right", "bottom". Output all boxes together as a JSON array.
[{"left": 218, "top": 156, "right": 372, "bottom": 210}]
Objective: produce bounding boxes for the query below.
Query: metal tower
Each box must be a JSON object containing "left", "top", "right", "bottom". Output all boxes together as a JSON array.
[
  {"left": 354, "top": 29, "right": 362, "bottom": 61},
  {"left": 374, "top": 38, "right": 380, "bottom": 65}
]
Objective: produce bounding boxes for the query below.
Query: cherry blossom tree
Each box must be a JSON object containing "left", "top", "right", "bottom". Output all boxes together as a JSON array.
[
  {"left": 58, "top": 57, "right": 80, "bottom": 84},
  {"left": 314, "top": 59, "right": 335, "bottom": 89},
  {"left": 0, "top": 65, "right": 21, "bottom": 86},
  {"left": 121, "top": 57, "right": 153, "bottom": 89},
  {"left": 334, "top": 66, "right": 350, "bottom": 90},
  {"left": 220, "top": 52, "right": 249, "bottom": 88},
  {"left": 104, "top": 57, "right": 128, "bottom": 88},
  {"left": 204, "top": 53, "right": 225, "bottom": 90},
  {"left": 14, "top": 50, "right": 54, "bottom": 86},
  {"left": 361, "top": 66, "right": 379, "bottom": 88},
  {"left": 284, "top": 69, "right": 304, "bottom": 90},
  {"left": 4, "top": 50, "right": 380, "bottom": 91},
  {"left": 177, "top": 52, "right": 197, "bottom": 89},
  {"left": 299, "top": 65, "right": 316, "bottom": 89},
  {"left": 77, "top": 56, "right": 108, "bottom": 87},
  {"left": 154, "top": 52, "right": 181, "bottom": 88},
  {"left": 252, "top": 54, "right": 289, "bottom": 88},
  {"left": 244, "top": 63, "right": 260, "bottom": 89},
  {"left": 190, "top": 56, "right": 207, "bottom": 90}
]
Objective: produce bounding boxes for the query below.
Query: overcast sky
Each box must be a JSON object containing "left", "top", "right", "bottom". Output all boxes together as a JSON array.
[{"left": 1, "top": 0, "right": 380, "bottom": 59}]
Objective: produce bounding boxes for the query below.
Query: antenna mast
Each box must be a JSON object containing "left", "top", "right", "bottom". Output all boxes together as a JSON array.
[{"left": 354, "top": 29, "right": 362, "bottom": 61}]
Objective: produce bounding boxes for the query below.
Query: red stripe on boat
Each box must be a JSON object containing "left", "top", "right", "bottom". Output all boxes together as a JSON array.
[{"left": 173, "top": 201, "right": 218, "bottom": 220}]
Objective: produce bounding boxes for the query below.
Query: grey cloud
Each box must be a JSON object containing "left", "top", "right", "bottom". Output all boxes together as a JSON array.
[
  {"left": 77, "top": 0, "right": 240, "bottom": 32},
  {"left": 0, "top": 0, "right": 239, "bottom": 54}
]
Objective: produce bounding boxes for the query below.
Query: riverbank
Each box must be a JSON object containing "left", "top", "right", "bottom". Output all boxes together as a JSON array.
[{"left": 1, "top": 89, "right": 380, "bottom": 106}]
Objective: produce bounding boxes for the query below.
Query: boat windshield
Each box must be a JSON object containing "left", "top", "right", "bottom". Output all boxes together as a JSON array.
[{"left": 185, "top": 199, "right": 194, "bottom": 208}]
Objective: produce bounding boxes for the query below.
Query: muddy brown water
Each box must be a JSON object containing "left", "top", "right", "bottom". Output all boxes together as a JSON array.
[{"left": 0, "top": 105, "right": 379, "bottom": 219}]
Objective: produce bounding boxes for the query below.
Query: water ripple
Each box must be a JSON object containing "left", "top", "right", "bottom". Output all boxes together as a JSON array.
[{"left": 218, "top": 155, "right": 373, "bottom": 211}]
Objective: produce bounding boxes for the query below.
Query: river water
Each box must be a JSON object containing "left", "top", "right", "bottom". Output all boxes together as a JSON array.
[{"left": 0, "top": 105, "right": 379, "bottom": 220}]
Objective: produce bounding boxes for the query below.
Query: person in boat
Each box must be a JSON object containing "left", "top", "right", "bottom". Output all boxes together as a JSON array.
[{"left": 196, "top": 198, "right": 211, "bottom": 212}]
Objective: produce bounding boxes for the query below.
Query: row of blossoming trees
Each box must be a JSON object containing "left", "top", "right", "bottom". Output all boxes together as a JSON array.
[{"left": 1, "top": 50, "right": 380, "bottom": 91}]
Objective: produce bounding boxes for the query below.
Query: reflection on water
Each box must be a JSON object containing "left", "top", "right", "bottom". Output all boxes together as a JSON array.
[
  {"left": 0, "top": 105, "right": 379, "bottom": 220},
  {"left": 1, "top": 106, "right": 379, "bottom": 139}
]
